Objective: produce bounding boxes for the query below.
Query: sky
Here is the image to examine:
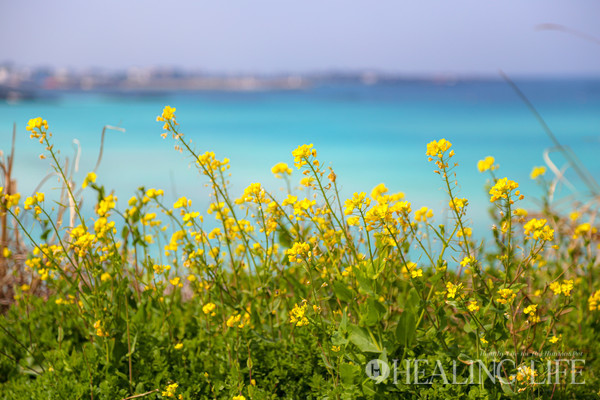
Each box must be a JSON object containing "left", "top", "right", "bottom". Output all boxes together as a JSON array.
[{"left": 1, "top": 0, "right": 600, "bottom": 76}]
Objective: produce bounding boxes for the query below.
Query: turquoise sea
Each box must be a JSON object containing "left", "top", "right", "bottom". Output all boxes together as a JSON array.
[{"left": 1, "top": 79, "right": 599, "bottom": 235}]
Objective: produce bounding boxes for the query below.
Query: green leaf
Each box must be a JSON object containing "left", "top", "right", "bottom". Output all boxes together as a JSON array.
[
  {"left": 339, "top": 363, "right": 358, "bottom": 385},
  {"left": 349, "top": 325, "right": 381, "bottom": 353},
  {"left": 395, "top": 310, "right": 416, "bottom": 348},
  {"left": 332, "top": 281, "right": 354, "bottom": 303},
  {"left": 360, "top": 298, "right": 385, "bottom": 327}
]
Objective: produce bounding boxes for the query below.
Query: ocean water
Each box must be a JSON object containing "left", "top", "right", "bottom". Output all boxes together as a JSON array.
[{"left": 1, "top": 79, "right": 599, "bottom": 236}]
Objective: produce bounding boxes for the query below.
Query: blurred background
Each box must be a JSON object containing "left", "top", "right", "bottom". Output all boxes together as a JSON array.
[{"left": 1, "top": 0, "right": 599, "bottom": 234}]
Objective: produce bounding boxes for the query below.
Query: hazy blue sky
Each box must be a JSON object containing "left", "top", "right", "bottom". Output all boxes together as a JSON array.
[{"left": 2, "top": 0, "right": 599, "bottom": 76}]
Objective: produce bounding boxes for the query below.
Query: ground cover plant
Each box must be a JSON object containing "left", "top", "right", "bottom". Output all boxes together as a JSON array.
[{"left": 0, "top": 108, "right": 599, "bottom": 399}]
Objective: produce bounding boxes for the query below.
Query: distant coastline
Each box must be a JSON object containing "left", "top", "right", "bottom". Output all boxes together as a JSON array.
[{"left": 4, "top": 63, "right": 597, "bottom": 101}]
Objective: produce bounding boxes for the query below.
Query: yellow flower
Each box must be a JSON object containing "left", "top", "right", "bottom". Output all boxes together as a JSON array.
[
  {"left": 370, "top": 183, "right": 389, "bottom": 201},
  {"left": 2, "top": 247, "right": 12, "bottom": 258},
  {"left": 3, "top": 192, "right": 21, "bottom": 209},
  {"left": 173, "top": 196, "right": 192, "bottom": 209},
  {"left": 145, "top": 188, "right": 164, "bottom": 198},
  {"left": 169, "top": 277, "right": 183, "bottom": 288},
  {"left": 156, "top": 106, "right": 178, "bottom": 135},
  {"left": 226, "top": 314, "right": 242, "bottom": 328},
  {"left": 523, "top": 304, "right": 537, "bottom": 315},
  {"left": 449, "top": 198, "right": 468, "bottom": 212},
  {"left": 347, "top": 216, "right": 360, "bottom": 226},
  {"left": 446, "top": 282, "right": 463, "bottom": 299},
  {"left": 286, "top": 242, "right": 311, "bottom": 263},
  {"left": 202, "top": 302, "right": 216, "bottom": 315},
  {"left": 271, "top": 162, "right": 292, "bottom": 178},
  {"left": 174, "top": 343, "right": 183, "bottom": 350},
  {"left": 161, "top": 382, "right": 179, "bottom": 398},
  {"left": 100, "top": 272, "right": 112, "bottom": 282},
  {"left": 515, "top": 365, "right": 538, "bottom": 382},
  {"left": 467, "top": 300, "right": 480, "bottom": 313},
  {"left": 232, "top": 396, "right": 246, "bottom": 400},
  {"left": 489, "top": 177, "right": 520, "bottom": 202},
  {"left": 573, "top": 222, "right": 597, "bottom": 239},
  {"left": 26, "top": 117, "right": 48, "bottom": 132},
  {"left": 289, "top": 302, "right": 309, "bottom": 327},
  {"left": 411, "top": 268, "right": 423, "bottom": 278},
  {"left": 292, "top": 144, "right": 317, "bottom": 169},
  {"left": 477, "top": 156, "right": 496, "bottom": 172},
  {"left": 82, "top": 172, "right": 97, "bottom": 189},
  {"left": 523, "top": 218, "right": 554, "bottom": 242},
  {"left": 331, "top": 345, "right": 341, "bottom": 352},
  {"left": 93, "top": 320, "right": 108, "bottom": 337},
  {"left": 344, "top": 192, "right": 370, "bottom": 215},
  {"left": 460, "top": 256, "right": 475, "bottom": 268},
  {"left": 549, "top": 335, "right": 561, "bottom": 344},
  {"left": 497, "top": 288, "right": 516, "bottom": 304},
  {"left": 426, "top": 138, "right": 452, "bottom": 158},
  {"left": 414, "top": 206, "right": 433, "bottom": 222},
  {"left": 299, "top": 176, "right": 315, "bottom": 187},
  {"left": 530, "top": 166, "right": 546, "bottom": 179},
  {"left": 561, "top": 280, "right": 574, "bottom": 296},
  {"left": 589, "top": 291, "right": 600, "bottom": 311},
  {"left": 480, "top": 336, "right": 488, "bottom": 344}
]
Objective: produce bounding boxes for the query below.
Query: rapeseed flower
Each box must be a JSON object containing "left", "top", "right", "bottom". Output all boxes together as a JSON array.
[
  {"left": 271, "top": 162, "right": 292, "bottom": 178},
  {"left": 530, "top": 166, "right": 546, "bottom": 179},
  {"left": 289, "top": 302, "right": 309, "bottom": 327},
  {"left": 477, "top": 156, "right": 496, "bottom": 172},
  {"left": 489, "top": 177, "right": 520, "bottom": 202},
  {"left": 523, "top": 218, "right": 554, "bottom": 242},
  {"left": 286, "top": 242, "right": 311, "bottom": 263}
]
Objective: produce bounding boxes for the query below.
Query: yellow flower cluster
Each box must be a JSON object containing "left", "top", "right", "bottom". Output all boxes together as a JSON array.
[
  {"left": 271, "top": 162, "right": 292, "bottom": 178},
  {"left": 24, "top": 192, "right": 44, "bottom": 215},
  {"left": 523, "top": 304, "right": 540, "bottom": 323},
  {"left": 497, "top": 288, "right": 516, "bottom": 304},
  {"left": 1, "top": 190, "right": 21, "bottom": 214},
  {"left": 446, "top": 282, "right": 463, "bottom": 299},
  {"left": 292, "top": 143, "right": 317, "bottom": 169},
  {"left": 467, "top": 300, "right": 480, "bottom": 312},
  {"left": 156, "top": 106, "right": 178, "bottom": 136},
  {"left": 289, "top": 302, "right": 309, "bottom": 327},
  {"left": 523, "top": 218, "right": 554, "bottom": 242},
  {"left": 202, "top": 302, "right": 216, "bottom": 316},
  {"left": 402, "top": 262, "right": 423, "bottom": 279},
  {"left": 489, "top": 177, "right": 521, "bottom": 203},
  {"left": 93, "top": 320, "right": 108, "bottom": 337},
  {"left": 549, "top": 280, "right": 574, "bottom": 297},
  {"left": 477, "top": 156, "right": 496, "bottom": 172},
  {"left": 286, "top": 242, "right": 311, "bottom": 263},
  {"left": 226, "top": 312, "right": 250, "bottom": 328},
  {"left": 573, "top": 222, "right": 597, "bottom": 239},
  {"left": 414, "top": 206, "right": 433, "bottom": 222},
  {"left": 426, "top": 138, "right": 452, "bottom": 159},
  {"left": 530, "top": 166, "right": 546, "bottom": 179},
  {"left": 96, "top": 195, "right": 117, "bottom": 218},
  {"left": 82, "top": 172, "right": 97, "bottom": 189},
  {"left": 174, "top": 196, "right": 192, "bottom": 209},
  {"left": 236, "top": 182, "right": 267, "bottom": 204},
  {"left": 161, "top": 382, "right": 179, "bottom": 398},
  {"left": 26, "top": 117, "right": 50, "bottom": 144},
  {"left": 512, "top": 365, "right": 538, "bottom": 384},
  {"left": 449, "top": 198, "right": 468, "bottom": 212},
  {"left": 196, "top": 151, "right": 230, "bottom": 175},
  {"left": 344, "top": 192, "right": 370, "bottom": 215},
  {"left": 589, "top": 291, "right": 600, "bottom": 311}
]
